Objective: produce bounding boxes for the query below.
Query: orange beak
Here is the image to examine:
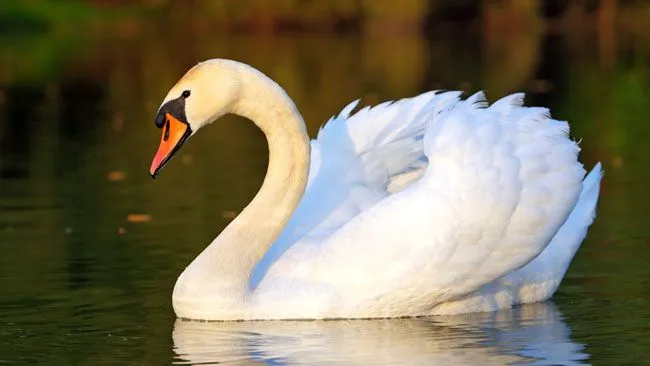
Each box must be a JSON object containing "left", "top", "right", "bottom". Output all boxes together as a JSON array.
[{"left": 149, "top": 113, "right": 191, "bottom": 178}]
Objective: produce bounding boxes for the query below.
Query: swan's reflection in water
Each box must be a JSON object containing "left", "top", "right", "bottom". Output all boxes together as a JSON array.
[{"left": 173, "top": 302, "right": 588, "bottom": 365}]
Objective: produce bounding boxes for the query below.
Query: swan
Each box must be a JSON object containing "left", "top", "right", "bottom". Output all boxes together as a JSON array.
[{"left": 149, "top": 59, "right": 602, "bottom": 321}]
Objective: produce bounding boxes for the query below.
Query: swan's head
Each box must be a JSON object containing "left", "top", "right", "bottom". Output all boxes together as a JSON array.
[{"left": 149, "top": 60, "right": 241, "bottom": 178}]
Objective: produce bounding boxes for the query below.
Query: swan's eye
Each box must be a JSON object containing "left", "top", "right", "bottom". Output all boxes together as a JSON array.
[
  {"left": 182, "top": 90, "right": 191, "bottom": 98},
  {"left": 163, "top": 119, "right": 170, "bottom": 141}
]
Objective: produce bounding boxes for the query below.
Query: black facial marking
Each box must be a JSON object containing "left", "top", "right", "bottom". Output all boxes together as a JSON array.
[{"left": 154, "top": 96, "right": 188, "bottom": 129}]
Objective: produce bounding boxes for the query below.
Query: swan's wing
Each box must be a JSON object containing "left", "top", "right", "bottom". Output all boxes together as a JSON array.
[
  {"left": 302, "top": 91, "right": 464, "bottom": 233},
  {"left": 429, "top": 163, "right": 602, "bottom": 315},
  {"left": 251, "top": 91, "right": 461, "bottom": 287},
  {"left": 265, "top": 93, "right": 589, "bottom": 317}
]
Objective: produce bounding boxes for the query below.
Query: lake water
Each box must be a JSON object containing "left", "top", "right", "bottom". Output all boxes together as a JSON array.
[{"left": 1, "top": 26, "right": 650, "bottom": 364}]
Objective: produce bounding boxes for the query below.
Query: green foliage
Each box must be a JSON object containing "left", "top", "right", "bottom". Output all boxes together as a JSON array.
[
  {"left": 0, "top": 0, "right": 95, "bottom": 33},
  {"left": 0, "top": 0, "right": 145, "bottom": 35}
]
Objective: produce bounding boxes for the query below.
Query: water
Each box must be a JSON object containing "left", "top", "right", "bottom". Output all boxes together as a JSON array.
[{"left": 1, "top": 26, "right": 650, "bottom": 364}]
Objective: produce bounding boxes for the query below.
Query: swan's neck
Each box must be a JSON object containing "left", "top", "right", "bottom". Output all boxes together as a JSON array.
[{"left": 173, "top": 65, "right": 310, "bottom": 310}]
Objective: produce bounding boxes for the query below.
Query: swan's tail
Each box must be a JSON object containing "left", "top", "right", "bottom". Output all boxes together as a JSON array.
[{"left": 533, "top": 162, "right": 603, "bottom": 285}]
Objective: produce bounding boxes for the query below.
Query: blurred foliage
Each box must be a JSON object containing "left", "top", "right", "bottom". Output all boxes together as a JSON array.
[
  {"left": 0, "top": 0, "right": 143, "bottom": 34},
  {"left": 0, "top": 0, "right": 92, "bottom": 33},
  {"left": 2, "top": 0, "right": 650, "bottom": 34}
]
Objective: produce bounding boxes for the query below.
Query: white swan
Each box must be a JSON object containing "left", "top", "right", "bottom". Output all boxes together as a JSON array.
[{"left": 149, "top": 59, "right": 602, "bottom": 321}]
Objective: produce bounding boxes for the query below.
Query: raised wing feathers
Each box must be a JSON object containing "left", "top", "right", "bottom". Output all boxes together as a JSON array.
[
  {"left": 257, "top": 91, "right": 591, "bottom": 319},
  {"left": 415, "top": 92, "right": 586, "bottom": 297}
]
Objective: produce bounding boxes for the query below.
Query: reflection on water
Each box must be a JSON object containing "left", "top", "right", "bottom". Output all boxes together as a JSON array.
[
  {"left": 173, "top": 302, "right": 586, "bottom": 365},
  {"left": 1, "top": 19, "right": 650, "bottom": 365}
]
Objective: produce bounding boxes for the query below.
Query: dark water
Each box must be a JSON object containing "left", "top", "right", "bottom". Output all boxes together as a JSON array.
[{"left": 1, "top": 26, "right": 650, "bottom": 364}]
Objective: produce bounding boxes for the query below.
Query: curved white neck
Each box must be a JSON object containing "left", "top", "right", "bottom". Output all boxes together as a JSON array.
[{"left": 173, "top": 64, "right": 311, "bottom": 308}]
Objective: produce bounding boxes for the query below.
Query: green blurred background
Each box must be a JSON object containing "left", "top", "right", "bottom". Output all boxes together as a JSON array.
[{"left": 1, "top": 0, "right": 650, "bottom": 364}]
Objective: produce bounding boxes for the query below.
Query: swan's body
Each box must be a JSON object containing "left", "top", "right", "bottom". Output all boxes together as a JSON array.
[{"left": 149, "top": 59, "right": 601, "bottom": 321}]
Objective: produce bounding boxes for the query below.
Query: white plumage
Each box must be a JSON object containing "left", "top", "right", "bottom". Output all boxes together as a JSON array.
[{"left": 153, "top": 60, "right": 601, "bottom": 320}]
